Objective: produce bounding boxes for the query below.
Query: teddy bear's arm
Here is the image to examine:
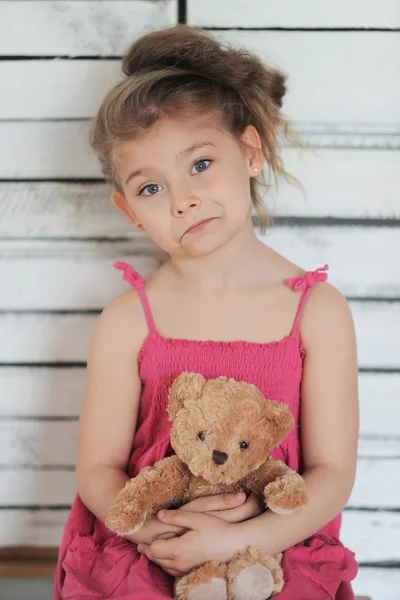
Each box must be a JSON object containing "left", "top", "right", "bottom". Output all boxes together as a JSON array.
[
  {"left": 244, "top": 458, "right": 307, "bottom": 515},
  {"left": 105, "top": 454, "right": 191, "bottom": 535}
]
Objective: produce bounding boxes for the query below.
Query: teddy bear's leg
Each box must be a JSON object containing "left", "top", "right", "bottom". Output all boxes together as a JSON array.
[
  {"left": 227, "top": 547, "right": 284, "bottom": 600},
  {"left": 174, "top": 562, "right": 228, "bottom": 600}
]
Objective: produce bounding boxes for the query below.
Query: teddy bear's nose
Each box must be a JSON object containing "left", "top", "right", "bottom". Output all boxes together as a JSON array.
[{"left": 212, "top": 450, "right": 228, "bottom": 466}]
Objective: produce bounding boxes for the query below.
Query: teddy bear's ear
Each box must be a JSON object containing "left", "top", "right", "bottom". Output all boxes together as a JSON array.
[
  {"left": 263, "top": 400, "right": 295, "bottom": 447},
  {"left": 168, "top": 372, "right": 207, "bottom": 420}
]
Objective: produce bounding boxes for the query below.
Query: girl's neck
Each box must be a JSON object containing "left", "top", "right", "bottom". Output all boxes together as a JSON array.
[{"left": 168, "top": 217, "right": 274, "bottom": 294}]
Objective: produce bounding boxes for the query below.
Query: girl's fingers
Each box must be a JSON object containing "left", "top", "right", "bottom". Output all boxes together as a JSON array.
[
  {"left": 155, "top": 531, "right": 179, "bottom": 540},
  {"left": 154, "top": 527, "right": 183, "bottom": 541},
  {"left": 125, "top": 517, "right": 185, "bottom": 545},
  {"left": 157, "top": 509, "right": 216, "bottom": 530},
  {"left": 138, "top": 540, "right": 177, "bottom": 564},
  {"left": 207, "top": 492, "right": 264, "bottom": 522},
  {"left": 180, "top": 492, "right": 246, "bottom": 513}
]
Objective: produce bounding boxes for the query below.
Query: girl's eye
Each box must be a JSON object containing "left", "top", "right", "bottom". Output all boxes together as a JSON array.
[
  {"left": 138, "top": 183, "right": 162, "bottom": 196},
  {"left": 192, "top": 159, "right": 212, "bottom": 174},
  {"left": 138, "top": 159, "right": 212, "bottom": 196}
]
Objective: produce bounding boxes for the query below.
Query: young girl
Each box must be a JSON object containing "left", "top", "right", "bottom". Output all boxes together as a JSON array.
[{"left": 53, "top": 25, "right": 359, "bottom": 600}]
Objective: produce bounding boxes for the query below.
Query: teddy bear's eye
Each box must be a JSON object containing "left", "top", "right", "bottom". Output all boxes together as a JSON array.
[
  {"left": 197, "top": 432, "right": 205, "bottom": 441},
  {"left": 239, "top": 441, "right": 249, "bottom": 449}
]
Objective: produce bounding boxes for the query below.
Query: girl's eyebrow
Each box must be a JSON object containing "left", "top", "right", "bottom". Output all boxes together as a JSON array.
[{"left": 125, "top": 141, "right": 216, "bottom": 186}]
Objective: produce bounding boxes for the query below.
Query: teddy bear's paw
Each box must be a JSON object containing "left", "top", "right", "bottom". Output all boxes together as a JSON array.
[
  {"left": 105, "top": 505, "right": 147, "bottom": 536},
  {"left": 175, "top": 562, "right": 228, "bottom": 600},
  {"left": 264, "top": 471, "right": 307, "bottom": 514},
  {"left": 228, "top": 547, "right": 284, "bottom": 600}
]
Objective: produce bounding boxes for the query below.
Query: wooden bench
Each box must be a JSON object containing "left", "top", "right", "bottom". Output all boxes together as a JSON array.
[{"left": 0, "top": 547, "right": 58, "bottom": 579}]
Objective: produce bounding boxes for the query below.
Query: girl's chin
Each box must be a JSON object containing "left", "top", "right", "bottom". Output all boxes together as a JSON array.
[{"left": 178, "top": 240, "right": 228, "bottom": 258}]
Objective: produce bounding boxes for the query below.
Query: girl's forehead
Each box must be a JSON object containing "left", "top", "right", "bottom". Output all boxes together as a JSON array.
[
  {"left": 125, "top": 115, "right": 229, "bottom": 151},
  {"left": 115, "top": 116, "right": 236, "bottom": 171}
]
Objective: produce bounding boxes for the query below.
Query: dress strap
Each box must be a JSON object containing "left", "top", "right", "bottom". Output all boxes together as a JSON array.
[
  {"left": 288, "top": 264, "right": 329, "bottom": 334},
  {"left": 114, "top": 261, "right": 157, "bottom": 334}
]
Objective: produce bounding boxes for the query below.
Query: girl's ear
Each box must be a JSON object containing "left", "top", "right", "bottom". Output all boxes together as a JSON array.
[
  {"left": 111, "top": 190, "right": 142, "bottom": 230},
  {"left": 239, "top": 125, "right": 263, "bottom": 175}
]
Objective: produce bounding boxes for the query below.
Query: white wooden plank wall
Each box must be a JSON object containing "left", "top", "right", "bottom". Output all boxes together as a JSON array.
[{"left": 0, "top": 2, "right": 399, "bottom": 598}]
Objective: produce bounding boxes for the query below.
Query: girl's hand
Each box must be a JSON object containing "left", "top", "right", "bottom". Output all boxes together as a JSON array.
[
  {"left": 205, "top": 492, "right": 264, "bottom": 522},
  {"left": 137, "top": 510, "right": 247, "bottom": 577},
  {"left": 125, "top": 492, "right": 260, "bottom": 546}
]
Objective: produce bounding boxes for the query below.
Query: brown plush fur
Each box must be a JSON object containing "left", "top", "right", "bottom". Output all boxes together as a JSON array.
[{"left": 106, "top": 373, "right": 308, "bottom": 599}]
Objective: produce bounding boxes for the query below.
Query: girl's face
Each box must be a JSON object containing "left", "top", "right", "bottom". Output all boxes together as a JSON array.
[{"left": 111, "top": 115, "right": 262, "bottom": 258}]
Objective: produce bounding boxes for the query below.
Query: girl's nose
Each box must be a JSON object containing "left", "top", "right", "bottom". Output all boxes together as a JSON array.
[{"left": 172, "top": 194, "right": 201, "bottom": 216}]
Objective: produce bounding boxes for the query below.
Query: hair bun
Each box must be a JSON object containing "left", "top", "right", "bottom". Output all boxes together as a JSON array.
[
  {"left": 122, "top": 25, "right": 286, "bottom": 109},
  {"left": 122, "top": 25, "right": 214, "bottom": 77}
]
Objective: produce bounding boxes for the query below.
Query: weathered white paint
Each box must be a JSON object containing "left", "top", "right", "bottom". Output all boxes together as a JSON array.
[
  {"left": 0, "top": 302, "right": 398, "bottom": 369},
  {"left": 0, "top": 60, "right": 122, "bottom": 119},
  {"left": 290, "top": 124, "right": 400, "bottom": 149},
  {"left": 0, "top": 1, "right": 398, "bottom": 60},
  {"left": 1, "top": 150, "right": 399, "bottom": 236},
  {"left": 0, "top": 470, "right": 75, "bottom": 506},
  {"left": 0, "top": 504, "right": 398, "bottom": 562},
  {"left": 1, "top": 228, "right": 399, "bottom": 312},
  {"left": 342, "top": 511, "right": 400, "bottom": 562},
  {"left": 1, "top": 1, "right": 397, "bottom": 58},
  {"left": 0, "top": 509, "right": 400, "bottom": 572},
  {"left": 359, "top": 373, "right": 400, "bottom": 437},
  {"left": 2, "top": 370, "right": 398, "bottom": 432},
  {"left": 188, "top": 0, "right": 400, "bottom": 28},
  {"left": 1, "top": 419, "right": 396, "bottom": 469},
  {"left": 349, "top": 459, "right": 400, "bottom": 509},
  {"left": 0, "top": 510, "right": 68, "bottom": 547},
  {"left": 1, "top": 121, "right": 398, "bottom": 180},
  {"left": 0, "top": 458, "right": 400, "bottom": 510},
  {"left": 0, "top": 122, "right": 97, "bottom": 179},
  {"left": 213, "top": 31, "right": 400, "bottom": 126},
  {"left": 351, "top": 303, "right": 400, "bottom": 369},
  {"left": 357, "top": 436, "right": 400, "bottom": 458},
  {"left": 0, "top": 367, "right": 85, "bottom": 417},
  {"left": 0, "top": 421, "right": 79, "bottom": 468},
  {"left": 353, "top": 568, "right": 400, "bottom": 600},
  {"left": 0, "top": 1, "right": 177, "bottom": 56},
  {"left": 270, "top": 148, "right": 400, "bottom": 218},
  {"left": 0, "top": 247, "right": 160, "bottom": 309},
  {"left": 261, "top": 227, "right": 400, "bottom": 298},
  {"left": 0, "top": 314, "right": 96, "bottom": 363},
  {"left": 1, "top": 33, "right": 400, "bottom": 124}
]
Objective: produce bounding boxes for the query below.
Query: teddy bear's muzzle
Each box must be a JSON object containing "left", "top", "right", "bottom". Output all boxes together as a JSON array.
[{"left": 212, "top": 450, "right": 228, "bottom": 465}]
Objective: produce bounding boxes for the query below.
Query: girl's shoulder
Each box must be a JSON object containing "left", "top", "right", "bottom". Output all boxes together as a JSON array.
[
  {"left": 277, "top": 254, "right": 354, "bottom": 347},
  {"left": 297, "top": 277, "right": 355, "bottom": 350},
  {"left": 95, "top": 265, "right": 153, "bottom": 353}
]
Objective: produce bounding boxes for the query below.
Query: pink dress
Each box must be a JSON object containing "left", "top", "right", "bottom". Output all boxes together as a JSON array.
[{"left": 53, "top": 262, "right": 358, "bottom": 600}]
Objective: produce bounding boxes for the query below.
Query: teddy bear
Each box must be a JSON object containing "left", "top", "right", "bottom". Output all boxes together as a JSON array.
[{"left": 106, "top": 373, "right": 307, "bottom": 600}]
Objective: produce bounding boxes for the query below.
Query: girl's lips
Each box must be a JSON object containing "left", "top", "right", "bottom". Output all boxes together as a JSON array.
[{"left": 183, "top": 217, "right": 217, "bottom": 236}]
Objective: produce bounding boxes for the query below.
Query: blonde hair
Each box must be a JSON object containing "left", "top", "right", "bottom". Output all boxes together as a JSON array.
[{"left": 89, "top": 24, "right": 300, "bottom": 232}]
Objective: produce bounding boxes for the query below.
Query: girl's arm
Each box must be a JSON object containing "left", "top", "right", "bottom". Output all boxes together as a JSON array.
[
  {"left": 235, "top": 282, "right": 359, "bottom": 554},
  {"left": 76, "top": 291, "right": 146, "bottom": 522}
]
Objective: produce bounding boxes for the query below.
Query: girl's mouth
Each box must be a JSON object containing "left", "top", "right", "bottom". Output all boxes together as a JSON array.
[{"left": 183, "top": 217, "right": 218, "bottom": 237}]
